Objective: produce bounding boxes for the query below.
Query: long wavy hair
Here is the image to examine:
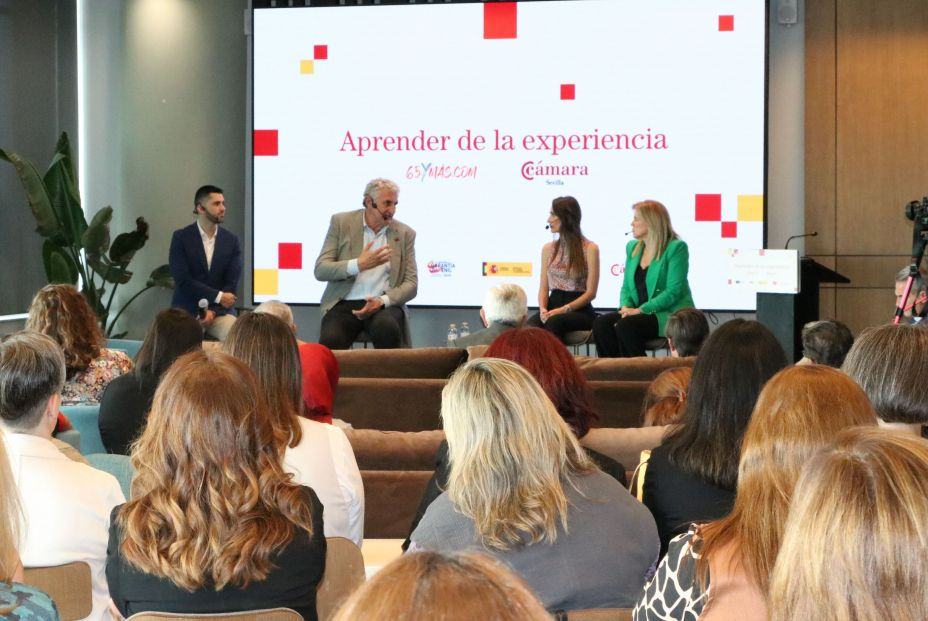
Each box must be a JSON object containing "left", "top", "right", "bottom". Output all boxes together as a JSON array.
[
  {"left": 631, "top": 200, "right": 679, "bottom": 261},
  {"left": 0, "top": 437, "right": 22, "bottom": 584},
  {"left": 663, "top": 319, "right": 787, "bottom": 490},
  {"left": 25, "top": 284, "right": 103, "bottom": 378},
  {"left": 223, "top": 312, "right": 303, "bottom": 448},
  {"left": 548, "top": 196, "right": 587, "bottom": 280},
  {"left": 118, "top": 350, "right": 314, "bottom": 591},
  {"left": 769, "top": 427, "right": 928, "bottom": 621},
  {"left": 695, "top": 366, "right": 876, "bottom": 595},
  {"left": 442, "top": 358, "right": 595, "bottom": 550},
  {"left": 485, "top": 327, "right": 598, "bottom": 437}
]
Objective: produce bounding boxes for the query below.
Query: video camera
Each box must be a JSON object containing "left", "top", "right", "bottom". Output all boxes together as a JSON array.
[{"left": 905, "top": 196, "right": 928, "bottom": 265}]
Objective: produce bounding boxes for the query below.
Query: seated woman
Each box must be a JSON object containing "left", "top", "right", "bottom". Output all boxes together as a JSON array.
[
  {"left": 333, "top": 551, "right": 550, "bottom": 621},
  {"left": 224, "top": 313, "right": 364, "bottom": 545},
  {"left": 26, "top": 284, "right": 132, "bottom": 404},
  {"left": 98, "top": 308, "right": 203, "bottom": 455},
  {"left": 593, "top": 200, "right": 695, "bottom": 357},
  {"left": 410, "top": 358, "right": 659, "bottom": 611},
  {"left": 640, "top": 319, "right": 787, "bottom": 556},
  {"left": 106, "top": 350, "right": 326, "bottom": 620},
  {"left": 634, "top": 365, "right": 877, "bottom": 621},
  {"left": 769, "top": 427, "right": 928, "bottom": 621},
  {"left": 527, "top": 196, "right": 600, "bottom": 341}
]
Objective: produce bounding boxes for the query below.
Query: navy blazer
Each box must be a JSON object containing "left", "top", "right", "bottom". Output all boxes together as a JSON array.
[{"left": 169, "top": 223, "right": 242, "bottom": 316}]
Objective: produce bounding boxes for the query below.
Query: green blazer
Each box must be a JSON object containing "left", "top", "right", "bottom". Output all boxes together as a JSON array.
[{"left": 620, "top": 238, "right": 695, "bottom": 335}]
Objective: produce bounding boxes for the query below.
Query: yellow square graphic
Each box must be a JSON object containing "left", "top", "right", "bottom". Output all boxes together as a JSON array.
[
  {"left": 254, "top": 269, "right": 279, "bottom": 295},
  {"left": 300, "top": 60, "right": 314, "bottom": 75},
  {"left": 737, "top": 195, "right": 764, "bottom": 222}
]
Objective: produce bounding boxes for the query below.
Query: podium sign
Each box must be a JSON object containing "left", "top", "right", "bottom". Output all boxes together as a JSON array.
[{"left": 726, "top": 249, "right": 799, "bottom": 294}]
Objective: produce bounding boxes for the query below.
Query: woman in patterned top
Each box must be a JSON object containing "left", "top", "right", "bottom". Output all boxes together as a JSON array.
[
  {"left": 26, "top": 285, "right": 131, "bottom": 405},
  {"left": 634, "top": 366, "right": 877, "bottom": 621},
  {"left": 527, "top": 196, "right": 600, "bottom": 342}
]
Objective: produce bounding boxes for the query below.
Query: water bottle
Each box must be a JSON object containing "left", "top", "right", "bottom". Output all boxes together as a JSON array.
[
  {"left": 460, "top": 321, "right": 471, "bottom": 339},
  {"left": 447, "top": 323, "right": 459, "bottom": 347}
]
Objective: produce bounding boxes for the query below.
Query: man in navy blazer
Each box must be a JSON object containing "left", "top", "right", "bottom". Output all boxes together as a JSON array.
[{"left": 169, "top": 185, "right": 242, "bottom": 340}]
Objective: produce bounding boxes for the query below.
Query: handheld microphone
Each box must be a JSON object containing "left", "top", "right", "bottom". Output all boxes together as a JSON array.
[
  {"left": 784, "top": 231, "right": 818, "bottom": 250},
  {"left": 197, "top": 298, "right": 209, "bottom": 320}
]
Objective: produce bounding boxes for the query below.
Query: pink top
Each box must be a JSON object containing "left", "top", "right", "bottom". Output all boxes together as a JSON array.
[{"left": 547, "top": 238, "right": 590, "bottom": 292}]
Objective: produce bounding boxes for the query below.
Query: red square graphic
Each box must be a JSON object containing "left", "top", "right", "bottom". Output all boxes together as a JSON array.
[
  {"left": 721, "top": 221, "right": 738, "bottom": 238},
  {"left": 254, "top": 130, "right": 278, "bottom": 157},
  {"left": 278, "top": 243, "right": 302, "bottom": 270},
  {"left": 719, "top": 15, "right": 734, "bottom": 31},
  {"left": 695, "top": 194, "right": 722, "bottom": 221},
  {"left": 561, "top": 84, "right": 576, "bottom": 100},
  {"left": 484, "top": 3, "right": 517, "bottom": 40},
  {"left": 314, "top": 45, "right": 328, "bottom": 60}
]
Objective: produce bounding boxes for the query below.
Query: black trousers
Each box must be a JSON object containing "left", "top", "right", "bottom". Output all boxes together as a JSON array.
[
  {"left": 592, "top": 311, "right": 658, "bottom": 358},
  {"left": 319, "top": 300, "right": 405, "bottom": 349},
  {"left": 527, "top": 290, "right": 597, "bottom": 341}
]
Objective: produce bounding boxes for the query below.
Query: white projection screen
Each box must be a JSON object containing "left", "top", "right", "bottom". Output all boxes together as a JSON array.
[{"left": 252, "top": 0, "right": 767, "bottom": 310}]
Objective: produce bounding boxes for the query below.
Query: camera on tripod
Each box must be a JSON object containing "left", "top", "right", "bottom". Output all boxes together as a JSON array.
[{"left": 905, "top": 196, "right": 928, "bottom": 227}]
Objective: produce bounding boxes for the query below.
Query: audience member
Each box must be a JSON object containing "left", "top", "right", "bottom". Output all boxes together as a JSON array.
[
  {"left": 641, "top": 319, "right": 787, "bottom": 556},
  {"left": 769, "top": 427, "right": 928, "bottom": 621},
  {"left": 332, "top": 551, "right": 551, "bottom": 621},
  {"left": 223, "top": 313, "right": 363, "bottom": 545},
  {"left": 456, "top": 283, "right": 528, "bottom": 348},
  {"left": 255, "top": 300, "right": 340, "bottom": 424},
  {"left": 640, "top": 367, "right": 692, "bottom": 427},
  {"left": 410, "top": 358, "right": 658, "bottom": 610},
  {"left": 25, "top": 284, "right": 132, "bottom": 404},
  {"left": 664, "top": 308, "right": 709, "bottom": 357},
  {"left": 0, "top": 422, "right": 59, "bottom": 620},
  {"left": 635, "top": 366, "right": 876, "bottom": 620},
  {"left": 842, "top": 323, "right": 928, "bottom": 436},
  {"left": 0, "top": 332, "right": 124, "bottom": 621},
  {"left": 98, "top": 309, "right": 202, "bottom": 455},
  {"left": 797, "top": 319, "right": 853, "bottom": 367},
  {"left": 107, "top": 350, "right": 325, "bottom": 619},
  {"left": 894, "top": 266, "right": 927, "bottom": 322}
]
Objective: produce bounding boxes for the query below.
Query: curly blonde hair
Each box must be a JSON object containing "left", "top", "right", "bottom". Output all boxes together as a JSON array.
[
  {"left": 25, "top": 284, "right": 102, "bottom": 378},
  {"left": 118, "top": 350, "right": 314, "bottom": 591}
]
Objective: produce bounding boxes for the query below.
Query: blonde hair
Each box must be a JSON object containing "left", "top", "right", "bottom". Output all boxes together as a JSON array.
[
  {"left": 25, "top": 284, "right": 103, "bottom": 378},
  {"left": 442, "top": 358, "right": 595, "bottom": 550},
  {"left": 0, "top": 437, "right": 22, "bottom": 584},
  {"left": 641, "top": 366, "right": 692, "bottom": 426},
  {"left": 119, "top": 350, "right": 314, "bottom": 591},
  {"left": 332, "top": 551, "right": 551, "bottom": 621},
  {"left": 632, "top": 199, "right": 679, "bottom": 260},
  {"left": 696, "top": 366, "right": 877, "bottom": 594},
  {"left": 770, "top": 427, "right": 928, "bottom": 621}
]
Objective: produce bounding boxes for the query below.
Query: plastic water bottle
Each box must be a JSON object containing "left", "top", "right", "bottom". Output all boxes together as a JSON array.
[
  {"left": 447, "top": 323, "right": 459, "bottom": 347},
  {"left": 460, "top": 321, "right": 471, "bottom": 339}
]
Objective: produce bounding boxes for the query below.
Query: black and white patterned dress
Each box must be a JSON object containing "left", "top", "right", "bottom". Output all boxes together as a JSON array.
[{"left": 633, "top": 524, "right": 707, "bottom": 621}]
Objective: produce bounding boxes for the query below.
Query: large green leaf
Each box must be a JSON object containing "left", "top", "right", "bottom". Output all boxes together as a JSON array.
[
  {"left": 147, "top": 264, "right": 175, "bottom": 288},
  {"left": 87, "top": 254, "right": 133, "bottom": 285},
  {"left": 44, "top": 152, "right": 86, "bottom": 246},
  {"left": 109, "top": 218, "right": 149, "bottom": 264},
  {"left": 82, "top": 206, "right": 112, "bottom": 255},
  {"left": 42, "top": 240, "right": 79, "bottom": 285},
  {"left": 0, "top": 147, "right": 59, "bottom": 237}
]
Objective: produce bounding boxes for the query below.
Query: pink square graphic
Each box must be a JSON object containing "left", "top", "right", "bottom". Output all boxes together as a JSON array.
[
  {"left": 719, "top": 15, "right": 734, "bottom": 31},
  {"left": 721, "top": 221, "right": 738, "bottom": 238},
  {"left": 560, "top": 84, "right": 576, "bottom": 100},
  {"left": 254, "top": 130, "right": 278, "bottom": 157},
  {"left": 278, "top": 243, "right": 302, "bottom": 270},
  {"left": 314, "top": 45, "right": 328, "bottom": 60},
  {"left": 695, "top": 194, "right": 722, "bottom": 221},
  {"left": 484, "top": 3, "right": 517, "bottom": 39}
]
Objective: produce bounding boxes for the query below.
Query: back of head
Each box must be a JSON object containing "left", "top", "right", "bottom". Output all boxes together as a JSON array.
[
  {"left": 664, "top": 308, "right": 709, "bottom": 357},
  {"left": 485, "top": 327, "right": 597, "bottom": 437},
  {"left": 770, "top": 427, "right": 928, "bottom": 621},
  {"left": 665, "top": 319, "right": 788, "bottom": 490},
  {"left": 441, "top": 358, "right": 593, "bottom": 549},
  {"left": 699, "top": 365, "right": 877, "bottom": 591},
  {"left": 135, "top": 309, "right": 203, "bottom": 378},
  {"left": 332, "top": 551, "right": 550, "bottom": 621},
  {"left": 482, "top": 284, "right": 527, "bottom": 326},
  {"left": 0, "top": 331, "right": 65, "bottom": 432},
  {"left": 641, "top": 366, "right": 692, "bottom": 427},
  {"left": 122, "top": 349, "right": 314, "bottom": 591},
  {"left": 254, "top": 300, "right": 296, "bottom": 330},
  {"left": 841, "top": 323, "right": 928, "bottom": 425},
  {"left": 25, "top": 284, "right": 103, "bottom": 377},
  {"left": 800, "top": 319, "right": 854, "bottom": 367},
  {"left": 223, "top": 312, "right": 303, "bottom": 446}
]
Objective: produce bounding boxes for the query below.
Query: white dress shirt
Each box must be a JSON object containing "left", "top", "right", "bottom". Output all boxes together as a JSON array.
[
  {"left": 197, "top": 221, "right": 223, "bottom": 304},
  {"left": 344, "top": 216, "right": 392, "bottom": 307},
  {"left": 3, "top": 430, "right": 125, "bottom": 621},
  {"left": 283, "top": 418, "right": 365, "bottom": 546}
]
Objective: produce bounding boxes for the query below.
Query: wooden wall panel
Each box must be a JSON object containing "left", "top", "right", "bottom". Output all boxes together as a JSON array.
[{"left": 835, "top": 289, "right": 898, "bottom": 335}]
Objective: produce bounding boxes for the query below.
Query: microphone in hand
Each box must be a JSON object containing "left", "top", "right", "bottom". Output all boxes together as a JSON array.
[{"left": 197, "top": 298, "right": 209, "bottom": 320}]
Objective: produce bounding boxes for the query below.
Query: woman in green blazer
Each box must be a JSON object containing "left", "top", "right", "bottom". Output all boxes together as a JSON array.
[{"left": 593, "top": 200, "right": 695, "bottom": 357}]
